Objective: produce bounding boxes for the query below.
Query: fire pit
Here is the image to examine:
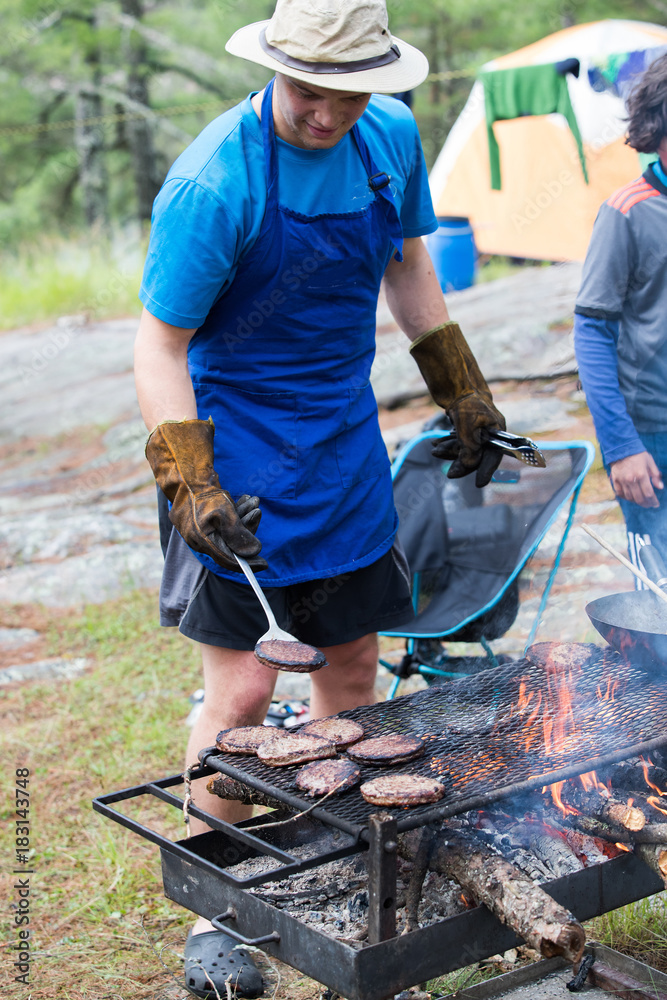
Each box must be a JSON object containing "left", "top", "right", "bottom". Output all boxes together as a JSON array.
[{"left": 94, "top": 642, "right": 667, "bottom": 1000}]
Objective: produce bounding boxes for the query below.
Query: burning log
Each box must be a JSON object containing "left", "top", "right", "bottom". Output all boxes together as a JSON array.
[
  {"left": 207, "top": 774, "right": 284, "bottom": 810},
  {"left": 563, "top": 812, "right": 667, "bottom": 845},
  {"left": 635, "top": 843, "right": 667, "bottom": 887},
  {"left": 562, "top": 828, "right": 614, "bottom": 866},
  {"left": 558, "top": 782, "right": 648, "bottom": 831},
  {"left": 526, "top": 827, "right": 583, "bottom": 878},
  {"left": 608, "top": 761, "right": 667, "bottom": 797},
  {"left": 474, "top": 813, "right": 558, "bottom": 883},
  {"left": 560, "top": 811, "right": 629, "bottom": 844},
  {"left": 400, "top": 827, "right": 585, "bottom": 964},
  {"left": 476, "top": 814, "right": 583, "bottom": 878}
]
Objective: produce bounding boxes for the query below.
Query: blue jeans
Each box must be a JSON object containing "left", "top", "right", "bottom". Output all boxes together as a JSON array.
[{"left": 608, "top": 431, "right": 667, "bottom": 574}]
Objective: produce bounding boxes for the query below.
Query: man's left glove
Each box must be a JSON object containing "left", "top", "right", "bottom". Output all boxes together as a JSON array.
[
  {"left": 145, "top": 417, "right": 268, "bottom": 572},
  {"left": 410, "top": 321, "right": 506, "bottom": 487}
]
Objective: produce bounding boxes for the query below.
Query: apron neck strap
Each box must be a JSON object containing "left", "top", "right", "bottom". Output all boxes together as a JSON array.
[
  {"left": 352, "top": 122, "right": 404, "bottom": 262},
  {"left": 261, "top": 78, "right": 279, "bottom": 198},
  {"left": 260, "top": 78, "right": 403, "bottom": 262}
]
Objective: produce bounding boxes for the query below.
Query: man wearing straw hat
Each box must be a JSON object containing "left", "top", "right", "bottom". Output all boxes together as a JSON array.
[{"left": 135, "top": 0, "right": 505, "bottom": 993}]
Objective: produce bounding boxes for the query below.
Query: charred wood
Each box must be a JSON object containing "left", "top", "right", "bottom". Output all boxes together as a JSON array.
[
  {"left": 403, "top": 825, "right": 437, "bottom": 933},
  {"left": 400, "top": 827, "right": 585, "bottom": 963},
  {"left": 527, "top": 830, "right": 584, "bottom": 877},
  {"left": 562, "top": 828, "right": 612, "bottom": 866},
  {"left": 472, "top": 814, "right": 555, "bottom": 883},
  {"left": 207, "top": 774, "right": 284, "bottom": 811},
  {"left": 473, "top": 814, "right": 582, "bottom": 880},
  {"left": 608, "top": 761, "right": 667, "bottom": 797}
]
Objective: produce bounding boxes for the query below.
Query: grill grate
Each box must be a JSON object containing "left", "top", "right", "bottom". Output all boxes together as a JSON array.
[{"left": 201, "top": 651, "right": 667, "bottom": 836}]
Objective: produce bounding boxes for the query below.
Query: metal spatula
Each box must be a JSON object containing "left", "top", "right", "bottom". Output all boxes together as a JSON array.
[{"left": 234, "top": 554, "right": 328, "bottom": 672}]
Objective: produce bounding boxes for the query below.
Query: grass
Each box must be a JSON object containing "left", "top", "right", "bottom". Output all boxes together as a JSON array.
[
  {"left": 0, "top": 233, "right": 145, "bottom": 332},
  {"left": 3, "top": 591, "right": 203, "bottom": 1000},
  {"left": 4, "top": 591, "right": 667, "bottom": 999},
  {"left": 588, "top": 896, "right": 667, "bottom": 972},
  {"left": 475, "top": 256, "right": 545, "bottom": 285}
]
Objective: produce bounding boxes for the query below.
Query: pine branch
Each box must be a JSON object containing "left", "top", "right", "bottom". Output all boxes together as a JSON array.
[
  {"left": 146, "top": 60, "right": 229, "bottom": 99},
  {"left": 104, "top": 8, "right": 225, "bottom": 79}
]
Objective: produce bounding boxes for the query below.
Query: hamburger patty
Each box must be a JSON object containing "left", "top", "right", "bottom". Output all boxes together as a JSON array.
[
  {"left": 295, "top": 758, "right": 361, "bottom": 797},
  {"left": 216, "top": 725, "right": 286, "bottom": 755},
  {"left": 360, "top": 774, "right": 445, "bottom": 807},
  {"left": 347, "top": 733, "right": 425, "bottom": 766},
  {"left": 300, "top": 717, "right": 365, "bottom": 749},
  {"left": 525, "top": 641, "right": 601, "bottom": 672},
  {"left": 255, "top": 638, "right": 327, "bottom": 672},
  {"left": 257, "top": 732, "right": 336, "bottom": 767}
]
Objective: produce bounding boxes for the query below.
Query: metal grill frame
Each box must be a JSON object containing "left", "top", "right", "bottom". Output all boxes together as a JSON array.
[
  {"left": 93, "top": 770, "right": 665, "bottom": 1000},
  {"left": 161, "top": 831, "right": 664, "bottom": 1000}
]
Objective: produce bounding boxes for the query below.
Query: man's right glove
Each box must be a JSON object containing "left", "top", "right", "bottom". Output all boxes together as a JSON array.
[
  {"left": 145, "top": 417, "right": 267, "bottom": 572},
  {"left": 410, "top": 321, "right": 506, "bottom": 487}
]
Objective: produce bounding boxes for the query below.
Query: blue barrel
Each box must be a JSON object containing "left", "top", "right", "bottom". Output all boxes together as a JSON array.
[{"left": 426, "top": 217, "right": 477, "bottom": 292}]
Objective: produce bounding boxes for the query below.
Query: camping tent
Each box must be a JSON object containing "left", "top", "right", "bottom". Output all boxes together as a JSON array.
[{"left": 429, "top": 20, "right": 667, "bottom": 262}]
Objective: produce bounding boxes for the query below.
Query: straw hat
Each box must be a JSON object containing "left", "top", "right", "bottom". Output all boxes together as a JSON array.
[{"left": 225, "top": 0, "right": 429, "bottom": 94}]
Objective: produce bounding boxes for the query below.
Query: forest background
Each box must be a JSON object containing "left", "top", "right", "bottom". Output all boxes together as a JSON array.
[{"left": 2, "top": 0, "right": 667, "bottom": 332}]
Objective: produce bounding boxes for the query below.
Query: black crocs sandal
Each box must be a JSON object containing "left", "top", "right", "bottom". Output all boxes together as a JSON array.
[{"left": 184, "top": 929, "right": 264, "bottom": 998}]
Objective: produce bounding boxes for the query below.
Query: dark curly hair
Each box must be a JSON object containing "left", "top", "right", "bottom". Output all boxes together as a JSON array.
[{"left": 625, "top": 52, "right": 667, "bottom": 153}]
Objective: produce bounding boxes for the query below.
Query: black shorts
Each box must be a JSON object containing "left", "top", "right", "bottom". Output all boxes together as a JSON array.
[{"left": 177, "top": 545, "right": 413, "bottom": 650}]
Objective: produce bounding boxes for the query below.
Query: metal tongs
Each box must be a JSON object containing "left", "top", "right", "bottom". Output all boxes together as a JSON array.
[
  {"left": 483, "top": 429, "right": 546, "bottom": 467},
  {"left": 436, "top": 428, "right": 547, "bottom": 467}
]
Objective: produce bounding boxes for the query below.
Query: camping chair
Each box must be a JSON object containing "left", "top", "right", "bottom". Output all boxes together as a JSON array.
[{"left": 379, "top": 428, "right": 595, "bottom": 699}]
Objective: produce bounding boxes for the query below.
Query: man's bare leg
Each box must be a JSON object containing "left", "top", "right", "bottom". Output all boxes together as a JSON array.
[
  {"left": 187, "top": 632, "right": 379, "bottom": 934},
  {"left": 186, "top": 643, "right": 277, "bottom": 933},
  {"left": 309, "top": 632, "right": 379, "bottom": 718}
]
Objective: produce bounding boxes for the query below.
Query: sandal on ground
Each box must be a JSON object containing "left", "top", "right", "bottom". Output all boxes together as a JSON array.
[{"left": 184, "top": 929, "right": 264, "bottom": 998}]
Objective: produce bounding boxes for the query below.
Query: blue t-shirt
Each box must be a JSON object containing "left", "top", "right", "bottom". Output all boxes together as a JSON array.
[{"left": 140, "top": 92, "right": 437, "bottom": 328}]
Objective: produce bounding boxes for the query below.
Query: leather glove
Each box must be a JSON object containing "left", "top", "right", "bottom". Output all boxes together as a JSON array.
[
  {"left": 410, "top": 321, "right": 506, "bottom": 487},
  {"left": 145, "top": 417, "right": 268, "bottom": 572}
]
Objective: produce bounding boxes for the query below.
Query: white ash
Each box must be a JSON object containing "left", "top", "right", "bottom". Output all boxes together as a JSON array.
[
  {"left": 222, "top": 827, "right": 348, "bottom": 881},
  {"left": 244, "top": 853, "right": 469, "bottom": 948}
]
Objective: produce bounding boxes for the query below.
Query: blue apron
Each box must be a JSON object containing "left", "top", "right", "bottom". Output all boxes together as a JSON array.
[{"left": 187, "top": 79, "right": 404, "bottom": 586}]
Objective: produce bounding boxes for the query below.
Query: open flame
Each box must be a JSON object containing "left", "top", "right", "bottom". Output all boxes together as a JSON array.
[
  {"left": 596, "top": 676, "right": 620, "bottom": 701},
  {"left": 641, "top": 757, "right": 667, "bottom": 797},
  {"left": 511, "top": 649, "right": 630, "bottom": 815},
  {"left": 578, "top": 770, "right": 606, "bottom": 794},
  {"left": 550, "top": 780, "right": 578, "bottom": 816}
]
